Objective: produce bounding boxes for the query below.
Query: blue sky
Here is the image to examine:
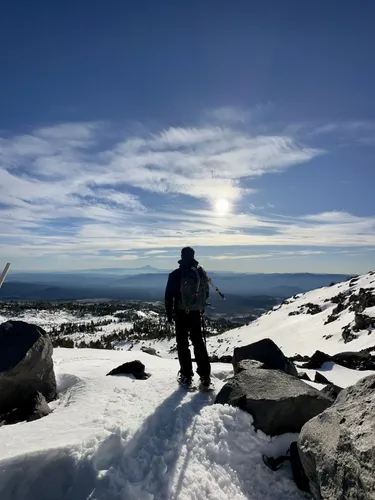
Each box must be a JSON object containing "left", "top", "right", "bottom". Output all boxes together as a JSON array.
[{"left": 0, "top": 0, "right": 374, "bottom": 273}]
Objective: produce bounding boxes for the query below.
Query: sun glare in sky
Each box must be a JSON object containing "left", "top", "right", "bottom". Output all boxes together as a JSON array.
[{"left": 214, "top": 198, "right": 231, "bottom": 215}]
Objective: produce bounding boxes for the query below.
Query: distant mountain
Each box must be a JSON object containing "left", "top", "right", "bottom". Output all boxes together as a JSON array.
[{"left": 2, "top": 271, "right": 353, "bottom": 305}]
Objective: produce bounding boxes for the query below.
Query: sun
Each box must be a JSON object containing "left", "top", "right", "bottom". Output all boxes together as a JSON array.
[{"left": 214, "top": 198, "right": 230, "bottom": 215}]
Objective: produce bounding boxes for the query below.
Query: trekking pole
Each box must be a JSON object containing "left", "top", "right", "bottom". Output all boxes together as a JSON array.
[
  {"left": 207, "top": 275, "right": 225, "bottom": 300},
  {"left": 201, "top": 313, "right": 207, "bottom": 346},
  {"left": 0, "top": 263, "right": 11, "bottom": 289}
]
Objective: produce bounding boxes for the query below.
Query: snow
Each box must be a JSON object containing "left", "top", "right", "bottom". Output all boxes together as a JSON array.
[
  {"left": 301, "top": 362, "right": 375, "bottom": 389},
  {"left": 0, "top": 349, "right": 305, "bottom": 500},
  {"left": 209, "top": 272, "right": 375, "bottom": 358}
]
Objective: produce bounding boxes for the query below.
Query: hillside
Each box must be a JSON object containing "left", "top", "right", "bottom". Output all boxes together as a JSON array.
[{"left": 208, "top": 272, "right": 375, "bottom": 359}]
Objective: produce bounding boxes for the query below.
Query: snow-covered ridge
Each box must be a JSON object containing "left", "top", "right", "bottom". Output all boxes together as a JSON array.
[{"left": 209, "top": 271, "right": 375, "bottom": 358}]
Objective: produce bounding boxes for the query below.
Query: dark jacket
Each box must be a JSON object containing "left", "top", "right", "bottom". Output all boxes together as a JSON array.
[{"left": 165, "top": 258, "right": 209, "bottom": 319}]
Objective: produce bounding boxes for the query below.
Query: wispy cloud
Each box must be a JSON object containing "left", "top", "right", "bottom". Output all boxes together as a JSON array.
[{"left": 0, "top": 113, "right": 373, "bottom": 269}]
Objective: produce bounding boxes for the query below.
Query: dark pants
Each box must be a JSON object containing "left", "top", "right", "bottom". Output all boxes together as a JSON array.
[{"left": 175, "top": 311, "right": 211, "bottom": 378}]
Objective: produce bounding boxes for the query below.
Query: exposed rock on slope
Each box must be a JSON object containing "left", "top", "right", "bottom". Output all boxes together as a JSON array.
[{"left": 299, "top": 374, "right": 375, "bottom": 499}]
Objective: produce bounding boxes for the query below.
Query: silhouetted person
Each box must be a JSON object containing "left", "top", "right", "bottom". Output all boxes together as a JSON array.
[{"left": 165, "top": 247, "right": 211, "bottom": 389}]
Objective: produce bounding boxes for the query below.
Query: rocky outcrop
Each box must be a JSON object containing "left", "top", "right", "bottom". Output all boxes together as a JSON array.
[
  {"left": 299, "top": 374, "right": 375, "bottom": 499},
  {"left": 233, "top": 338, "right": 298, "bottom": 377},
  {"left": 301, "top": 350, "right": 331, "bottom": 369},
  {"left": 215, "top": 367, "right": 332, "bottom": 436},
  {"left": 106, "top": 360, "right": 150, "bottom": 379},
  {"left": 1, "top": 392, "right": 51, "bottom": 426},
  {"left": 0, "top": 320, "right": 56, "bottom": 423},
  {"left": 300, "top": 349, "right": 375, "bottom": 371}
]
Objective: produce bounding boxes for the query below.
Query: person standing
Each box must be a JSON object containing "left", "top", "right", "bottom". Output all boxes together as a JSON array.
[{"left": 165, "top": 247, "right": 211, "bottom": 389}]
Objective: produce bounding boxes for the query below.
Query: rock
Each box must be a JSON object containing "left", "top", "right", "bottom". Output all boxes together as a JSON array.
[
  {"left": 332, "top": 351, "right": 375, "bottom": 371},
  {"left": 299, "top": 375, "right": 375, "bottom": 499},
  {"left": 140, "top": 346, "right": 159, "bottom": 356},
  {"left": 219, "top": 355, "right": 232, "bottom": 363},
  {"left": 106, "top": 360, "right": 150, "bottom": 379},
  {"left": 324, "top": 314, "right": 338, "bottom": 325},
  {"left": 233, "top": 338, "right": 298, "bottom": 377},
  {"left": 298, "top": 372, "right": 312, "bottom": 382},
  {"left": 302, "top": 350, "right": 331, "bottom": 369},
  {"left": 320, "top": 384, "right": 342, "bottom": 401},
  {"left": 209, "top": 354, "right": 219, "bottom": 363},
  {"left": 353, "top": 313, "right": 375, "bottom": 332},
  {"left": 341, "top": 324, "right": 357, "bottom": 343},
  {"left": 314, "top": 372, "right": 332, "bottom": 385},
  {"left": 305, "top": 303, "right": 322, "bottom": 315},
  {"left": 290, "top": 354, "right": 310, "bottom": 363},
  {"left": 0, "top": 321, "right": 57, "bottom": 419},
  {"left": 215, "top": 368, "right": 332, "bottom": 436},
  {"left": 1, "top": 392, "right": 51, "bottom": 426},
  {"left": 234, "top": 359, "right": 266, "bottom": 374},
  {"left": 332, "top": 302, "right": 346, "bottom": 315}
]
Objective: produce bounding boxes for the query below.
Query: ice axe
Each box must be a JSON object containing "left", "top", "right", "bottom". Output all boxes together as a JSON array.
[
  {"left": 198, "top": 266, "right": 225, "bottom": 300},
  {"left": 0, "top": 262, "right": 11, "bottom": 289}
]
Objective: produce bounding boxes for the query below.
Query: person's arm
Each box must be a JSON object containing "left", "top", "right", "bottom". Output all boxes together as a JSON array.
[{"left": 165, "top": 271, "right": 177, "bottom": 322}]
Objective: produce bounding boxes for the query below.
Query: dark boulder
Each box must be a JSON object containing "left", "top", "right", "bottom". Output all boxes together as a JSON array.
[
  {"left": 298, "top": 372, "right": 312, "bottom": 382},
  {"left": 215, "top": 368, "right": 332, "bottom": 436},
  {"left": 301, "top": 350, "right": 331, "bottom": 369},
  {"left": 320, "top": 384, "right": 343, "bottom": 401},
  {"left": 299, "top": 375, "right": 375, "bottom": 499},
  {"left": 106, "top": 360, "right": 150, "bottom": 379},
  {"left": 140, "top": 346, "right": 159, "bottom": 357},
  {"left": 314, "top": 372, "right": 332, "bottom": 385},
  {"left": 332, "top": 351, "right": 375, "bottom": 371},
  {"left": 290, "top": 354, "right": 310, "bottom": 363},
  {"left": 0, "top": 321, "right": 57, "bottom": 419},
  {"left": 1, "top": 392, "right": 51, "bottom": 426},
  {"left": 233, "top": 338, "right": 298, "bottom": 377}
]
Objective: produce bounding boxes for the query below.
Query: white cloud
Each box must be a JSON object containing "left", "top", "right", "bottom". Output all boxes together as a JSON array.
[{"left": 2, "top": 115, "right": 373, "bottom": 269}]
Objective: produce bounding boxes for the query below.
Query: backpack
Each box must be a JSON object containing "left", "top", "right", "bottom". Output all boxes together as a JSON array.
[{"left": 179, "top": 266, "right": 208, "bottom": 312}]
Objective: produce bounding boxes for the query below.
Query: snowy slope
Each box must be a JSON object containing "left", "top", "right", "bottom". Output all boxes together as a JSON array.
[
  {"left": 0, "top": 349, "right": 304, "bottom": 500},
  {"left": 209, "top": 272, "right": 375, "bottom": 359}
]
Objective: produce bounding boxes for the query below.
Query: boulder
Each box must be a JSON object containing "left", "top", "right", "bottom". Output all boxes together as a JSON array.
[
  {"left": 1, "top": 391, "right": 51, "bottom": 426},
  {"left": 314, "top": 372, "right": 332, "bottom": 385},
  {"left": 215, "top": 367, "right": 332, "bottom": 436},
  {"left": 234, "top": 359, "right": 266, "bottom": 374},
  {"left": 332, "top": 351, "right": 375, "bottom": 371},
  {"left": 232, "top": 338, "right": 298, "bottom": 377},
  {"left": 320, "top": 384, "right": 342, "bottom": 402},
  {"left": 0, "top": 321, "right": 57, "bottom": 419},
  {"left": 299, "top": 375, "right": 375, "bottom": 499},
  {"left": 302, "top": 350, "right": 331, "bottom": 369},
  {"left": 298, "top": 372, "right": 312, "bottom": 382},
  {"left": 290, "top": 354, "right": 310, "bottom": 363},
  {"left": 106, "top": 360, "right": 150, "bottom": 379},
  {"left": 140, "top": 346, "right": 159, "bottom": 357}
]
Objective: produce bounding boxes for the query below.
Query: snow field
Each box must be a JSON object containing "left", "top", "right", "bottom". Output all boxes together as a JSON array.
[{"left": 0, "top": 349, "right": 304, "bottom": 500}]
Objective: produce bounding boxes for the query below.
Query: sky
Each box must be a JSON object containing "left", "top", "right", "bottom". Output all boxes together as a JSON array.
[{"left": 0, "top": 0, "right": 375, "bottom": 274}]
